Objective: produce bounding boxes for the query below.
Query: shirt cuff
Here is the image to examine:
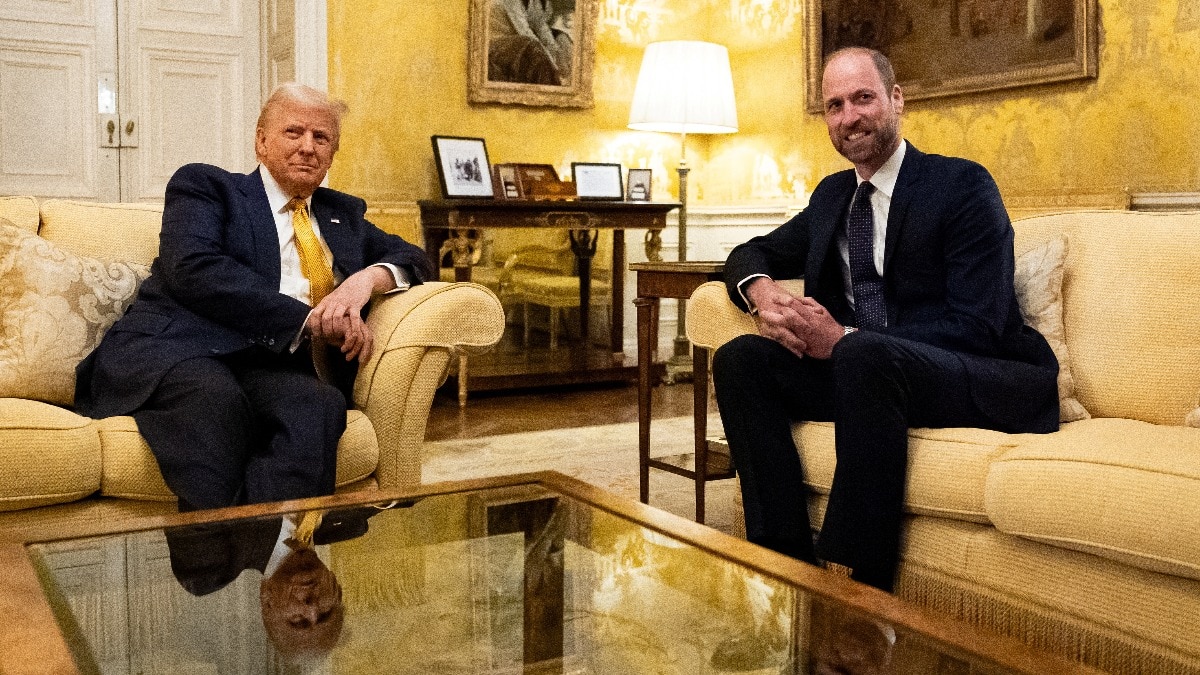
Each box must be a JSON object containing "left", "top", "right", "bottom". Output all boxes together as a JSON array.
[
  {"left": 289, "top": 309, "right": 316, "bottom": 353},
  {"left": 373, "top": 263, "right": 410, "bottom": 294},
  {"left": 736, "top": 274, "right": 772, "bottom": 315}
]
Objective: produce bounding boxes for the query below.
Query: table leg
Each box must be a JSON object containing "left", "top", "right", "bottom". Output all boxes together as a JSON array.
[
  {"left": 694, "top": 345, "right": 710, "bottom": 523},
  {"left": 635, "top": 296, "right": 655, "bottom": 504},
  {"left": 568, "top": 229, "right": 597, "bottom": 349},
  {"left": 611, "top": 229, "right": 625, "bottom": 360},
  {"left": 458, "top": 354, "right": 468, "bottom": 408}
]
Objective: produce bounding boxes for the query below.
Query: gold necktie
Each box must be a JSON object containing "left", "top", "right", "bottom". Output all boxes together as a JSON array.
[
  {"left": 289, "top": 198, "right": 334, "bottom": 381},
  {"left": 289, "top": 198, "right": 334, "bottom": 305}
]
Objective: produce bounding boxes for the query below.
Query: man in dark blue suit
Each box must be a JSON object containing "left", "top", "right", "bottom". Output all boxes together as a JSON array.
[
  {"left": 75, "top": 84, "right": 433, "bottom": 511},
  {"left": 713, "top": 48, "right": 1058, "bottom": 591}
]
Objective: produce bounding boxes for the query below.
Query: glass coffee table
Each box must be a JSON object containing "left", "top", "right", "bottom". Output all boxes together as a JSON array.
[{"left": 2, "top": 471, "right": 1093, "bottom": 674}]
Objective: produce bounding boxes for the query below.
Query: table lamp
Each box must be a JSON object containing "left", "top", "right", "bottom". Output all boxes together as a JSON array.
[{"left": 628, "top": 40, "right": 738, "bottom": 377}]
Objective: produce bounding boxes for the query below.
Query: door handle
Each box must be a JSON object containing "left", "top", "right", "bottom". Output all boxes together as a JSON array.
[
  {"left": 122, "top": 117, "right": 139, "bottom": 148},
  {"left": 99, "top": 114, "right": 120, "bottom": 148}
]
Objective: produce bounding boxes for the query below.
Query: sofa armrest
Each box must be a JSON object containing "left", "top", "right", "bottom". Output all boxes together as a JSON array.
[
  {"left": 685, "top": 279, "right": 806, "bottom": 352},
  {"left": 684, "top": 281, "right": 757, "bottom": 352},
  {"left": 353, "top": 282, "right": 504, "bottom": 488}
]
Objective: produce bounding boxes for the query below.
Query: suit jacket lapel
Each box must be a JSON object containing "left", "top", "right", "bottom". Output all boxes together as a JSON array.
[
  {"left": 883, "top": 145, "right": 923, "bottom": 274},
  {"left": 808, "top": 170, "right": 857, "bottom": 284},
  {"left": 242, "top": 169, "right": 282, "bottom": 285}
]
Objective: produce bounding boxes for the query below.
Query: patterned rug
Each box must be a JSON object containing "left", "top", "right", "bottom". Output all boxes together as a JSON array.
[{"left": 422, "top": 414, "right": 745, "bottom": 538}]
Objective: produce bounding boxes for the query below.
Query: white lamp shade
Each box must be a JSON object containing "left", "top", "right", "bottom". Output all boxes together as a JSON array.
[{"left": 628, "top": 41, "right": 738, "bottom": 135}]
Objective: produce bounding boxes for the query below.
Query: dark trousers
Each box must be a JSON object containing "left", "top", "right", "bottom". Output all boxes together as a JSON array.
[
  {"left": 712, "top": 330, "right": 997, "bottom": 591},
  {"left": 134, "top": 347, "right": 346, "bottom": 511}
]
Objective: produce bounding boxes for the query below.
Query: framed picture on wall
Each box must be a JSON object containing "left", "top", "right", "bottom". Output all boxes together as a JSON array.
[
  {"left": 467, "top": 0, "right": 597, "bottom": 108},
  {"left": 432, "top": 136, "right": 495, "bottom": 198},
  {"left": 626, "top": 168, "right": 652, "bottom": 201},
  {"left": 805, "top": 0, "right": 1098, "bottom": 112},
  {"left": 571, "top": 162, "right": 623, "bottom": 200}
]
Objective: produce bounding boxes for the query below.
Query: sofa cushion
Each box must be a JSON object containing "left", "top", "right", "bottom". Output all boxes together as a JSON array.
[
  {"left": 37, "top": 199, "right": 162, "bottom": 265},
  {"left": 986, "top": 418, "right": 1200, "bottom": 581},
  {"left": 1013, "top": 235, "right": 1089, "bottom": 422},
  {"left": 0, "top": 196, "right": 39, "bottom": 232},
  {"left": 795, "top": 421, "right": 1038, "bottom": 523},
  {"left": 0, "top": 221, "right": 150, "bottom": 405},
  {"left": 0, "top": 398, "right": 101, "bottom": 511},
  {"left": 98, "top": 410, "right": 381, "bottom": 500}
]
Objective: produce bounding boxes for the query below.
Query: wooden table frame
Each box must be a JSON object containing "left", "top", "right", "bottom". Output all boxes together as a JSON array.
[
  {"left": 0, "top": 471, "right": 1095, "bottom": 675},
  {"left": 631, "top": 261, "right": 735, "bottom": 524},
  {"left": 419, "top": 199, "right": 680, "bottom": 403}
]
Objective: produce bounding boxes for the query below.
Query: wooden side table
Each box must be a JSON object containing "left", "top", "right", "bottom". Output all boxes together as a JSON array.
[{"left": 631, "top": 261, "right": 736, "bottom": 524}]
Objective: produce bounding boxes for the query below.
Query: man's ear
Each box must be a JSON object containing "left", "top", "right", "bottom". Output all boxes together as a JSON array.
[
  {"left": 892, "top": 85, "right": 904, "bottom": 115},
  {"left": 254, "top": 127, "right": 267, "bottom": 162}
]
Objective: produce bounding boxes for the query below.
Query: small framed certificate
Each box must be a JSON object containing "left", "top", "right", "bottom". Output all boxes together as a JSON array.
[{"left": 571, "top": 162, "right": 624, "bottom": 200}]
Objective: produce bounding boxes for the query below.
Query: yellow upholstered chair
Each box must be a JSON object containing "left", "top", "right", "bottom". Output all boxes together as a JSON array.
[{"left": 514, "top": 230, "right": 613, "bottom": 349}]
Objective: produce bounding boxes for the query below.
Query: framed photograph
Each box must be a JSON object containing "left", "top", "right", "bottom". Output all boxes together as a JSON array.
[
  {"left": 805, "top": 0, "right": 1098, "bottom": 112},
  {"left": 467, "top": 0, "right": 597, "bottom": 108},
  {"left": 494, "top": 163, "right": 523, "bottom": 199},
  {"left": 571, "top": 162, "right": 623, "bottom": 200},
  {"left": 626, "top": 168, "right": 652, "bottom": 201},
  {"left": 432, "top": 136, "right": 495, "bottom": 198}
]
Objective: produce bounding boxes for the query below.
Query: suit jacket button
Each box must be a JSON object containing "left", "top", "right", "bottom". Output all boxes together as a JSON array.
[{"left": 268, "top": 338, "right": 276, "bottom": 346}]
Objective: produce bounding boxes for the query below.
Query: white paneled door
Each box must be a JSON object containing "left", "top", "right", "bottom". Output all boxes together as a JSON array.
[{"left": 0, "top": 0, "right": 260, "bottom": 202}]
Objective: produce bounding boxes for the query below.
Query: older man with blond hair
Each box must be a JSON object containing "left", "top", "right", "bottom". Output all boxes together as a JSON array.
[{"left": 76, "top": 83, "right": 432, "bottom": 511}]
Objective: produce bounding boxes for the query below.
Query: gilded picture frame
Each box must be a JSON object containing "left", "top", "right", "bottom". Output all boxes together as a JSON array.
[
  {"left": 805, "top": 0, "right": 1098, "bottom": 112},
  {"left": 468, "top": 0, "right": 597, "bottom": 108}
]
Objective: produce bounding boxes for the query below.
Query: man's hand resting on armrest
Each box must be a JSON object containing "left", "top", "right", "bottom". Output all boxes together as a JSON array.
[
  {"left": 746, "top": 277, "right": 847, "bottom": 360},
  {"left": 307, "top": 266, "right": 397, "bottom": 363}
]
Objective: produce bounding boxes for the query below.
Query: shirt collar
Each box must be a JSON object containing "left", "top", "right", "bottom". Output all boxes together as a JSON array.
[
  {"left": 259, "top": 164, "right": 310, "bottom": 215},
  {"left": 856, "top": 139, "right": 907, "bottom": 199}
]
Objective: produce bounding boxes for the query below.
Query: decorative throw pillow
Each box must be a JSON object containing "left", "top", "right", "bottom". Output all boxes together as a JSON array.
[
  {"left": 0, "top": 220, "right": 150, "bottom": 406},
  {"left": 1013, "top": 234, "right": 1090, "bottom": 423}
]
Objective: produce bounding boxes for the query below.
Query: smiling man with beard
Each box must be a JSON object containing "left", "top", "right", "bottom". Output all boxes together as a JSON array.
[{"left": 712, "top": 47, "right": 1059, "bottom": 593}]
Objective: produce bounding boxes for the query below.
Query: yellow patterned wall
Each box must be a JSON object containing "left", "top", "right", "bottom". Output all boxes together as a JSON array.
[
  {"left": 709, "top": 0, "right": 1200, "bottom": 214},
  {"left": 328, "top": 0, "right": 1200, "bottom": 233},
  {"left": 326, "top": 0, "right": 722, "bottom": 241}
]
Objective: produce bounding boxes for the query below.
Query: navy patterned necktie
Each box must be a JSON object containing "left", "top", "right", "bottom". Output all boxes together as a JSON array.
[{"left": 848, "top": 181, "right": 887, "bottom": 330}]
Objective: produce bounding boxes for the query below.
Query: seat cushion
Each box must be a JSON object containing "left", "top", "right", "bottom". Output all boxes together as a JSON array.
[
  {"left": 986, "top": 418, "right": 1200, "bottom": 581},
  {"left": 796, "top": 421, "right": 1038, "bottom": 523},
  {"left": 98, "top": 410, "right": 382, "bottom": 500},
  {"left": 0, "top": 222, "right": 150, "bottom": 405},
  {"left": 0, "top": 398, "right": 101, "bottom": 511}
]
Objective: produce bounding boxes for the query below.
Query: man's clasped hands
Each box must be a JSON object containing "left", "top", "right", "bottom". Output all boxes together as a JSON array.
[{"left": 746, "top": 277, "right": 848, "bottom": 360}]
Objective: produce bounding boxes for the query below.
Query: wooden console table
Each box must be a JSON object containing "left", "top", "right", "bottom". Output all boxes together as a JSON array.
[
  {"left": 419, "top": 199, "right": 679, "bottom": 401},
  {"left": 630, "top": 261, "right": 735, "bottom": 524}
]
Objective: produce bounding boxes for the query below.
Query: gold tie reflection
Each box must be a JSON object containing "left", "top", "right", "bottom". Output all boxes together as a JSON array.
[{"left": 288, "top": 198, "right": 334, "bottom": 381}]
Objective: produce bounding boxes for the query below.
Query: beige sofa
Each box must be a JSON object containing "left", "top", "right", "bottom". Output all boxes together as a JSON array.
[
  {"left": 0, "top": 196, "right": 503, "bottom": 529},
  {"left": 687, "top": 209, "right": 1200, "bottom": 674}
]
